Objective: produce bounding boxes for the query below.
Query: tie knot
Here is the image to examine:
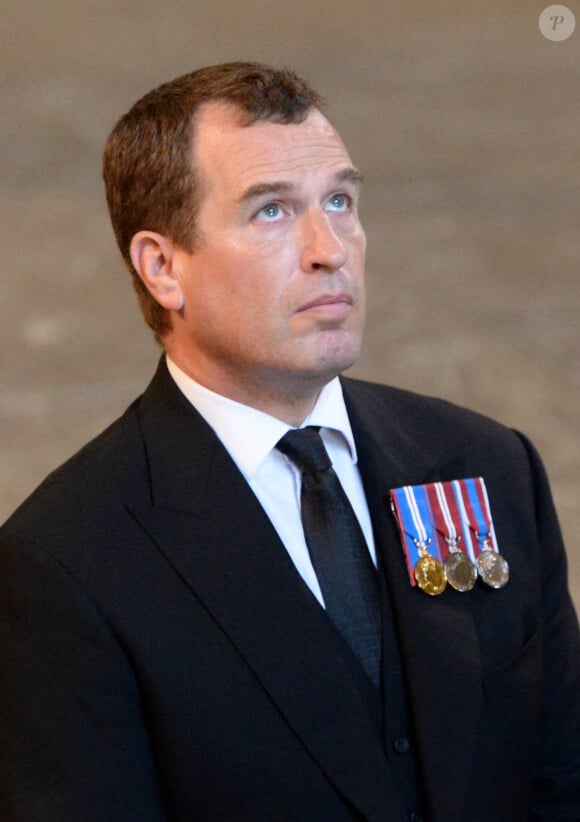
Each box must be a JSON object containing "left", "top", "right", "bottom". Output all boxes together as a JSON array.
[{"left": 276, "top": 426, "right": 332, "bottom": 475}]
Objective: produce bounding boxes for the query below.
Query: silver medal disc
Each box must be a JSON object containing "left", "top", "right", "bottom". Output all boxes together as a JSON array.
[
  {"left": 476, "top": 549, "right": 509, "bottom": 589},
  {"left": 444, "top": 551, "right": 478, "bottom": 592}
]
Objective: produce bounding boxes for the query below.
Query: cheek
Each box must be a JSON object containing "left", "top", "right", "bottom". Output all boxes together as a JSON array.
[
  {"left": 349, "top": 228, "right": 367, "bottom": 263},
  {"left": 252, "top": 234, "right": 296, "bottom": 271},
  {"left": 231, "top": 244, "right": 292, "bottom": 303},
  {"left": 192, "top": 236, "right": 294, "bottom": 322}
]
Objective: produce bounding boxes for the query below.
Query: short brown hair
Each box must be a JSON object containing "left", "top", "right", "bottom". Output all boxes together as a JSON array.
[{"left": 102, "top": 62, "right": 324, "bottom": 341}]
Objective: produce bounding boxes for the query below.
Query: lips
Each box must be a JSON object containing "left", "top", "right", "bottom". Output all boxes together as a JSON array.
[{"left": 298, "top": 293, "right": 353, "bottom": 312}]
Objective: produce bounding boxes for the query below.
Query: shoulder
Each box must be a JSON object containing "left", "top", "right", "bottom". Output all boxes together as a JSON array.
[
  {"left": 1, "top": 359, "right": 179, "bottom": 538},
  {"left": 1, "top": 397, "right": 145, "bottom": 543},
  {"left": 340, "top": 377, "right": 559, "bottom": 564},
  {"left": 341, "top": 376, "right": 524, "bottom": 459}
]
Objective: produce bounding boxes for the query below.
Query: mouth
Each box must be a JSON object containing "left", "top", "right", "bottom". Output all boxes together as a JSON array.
[{"left": 297, "top": 293, "right": 354, "bottom": 317}]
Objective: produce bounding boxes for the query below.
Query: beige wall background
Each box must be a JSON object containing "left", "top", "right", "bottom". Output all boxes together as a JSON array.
[{"left": 2, "top": 1, "right": 579, "bottom": 605}]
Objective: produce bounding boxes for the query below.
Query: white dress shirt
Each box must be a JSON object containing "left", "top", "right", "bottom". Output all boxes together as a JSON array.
[{"left": 166, "top": 357, "right": 377, "bottom": 606}]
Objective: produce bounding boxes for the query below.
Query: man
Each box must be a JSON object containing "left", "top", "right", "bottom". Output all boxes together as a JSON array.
[{"left": 1, "top": 62, "right": 579, "bottom": 821}]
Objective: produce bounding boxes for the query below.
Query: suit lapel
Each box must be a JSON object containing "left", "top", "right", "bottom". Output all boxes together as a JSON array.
[
  {"left": 343, "top": 379, "right": 482, "bottom": 822},
  {"left": 128, "top": 362, "right": 407, "bottom": 821}
]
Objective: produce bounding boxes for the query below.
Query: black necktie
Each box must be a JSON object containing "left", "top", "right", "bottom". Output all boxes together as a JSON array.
[{"left": 277, "top": 426, "right": 382, "bottom": 688}]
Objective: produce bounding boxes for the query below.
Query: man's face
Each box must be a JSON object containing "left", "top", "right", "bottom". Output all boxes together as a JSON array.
[{"left": 168, "top": 102, "right": 366, "bottom": 407}]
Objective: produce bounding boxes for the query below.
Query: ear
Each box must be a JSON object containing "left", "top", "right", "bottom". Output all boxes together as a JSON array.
[{"left": 130, "top": 231, "right": 185, "bottom": 311}]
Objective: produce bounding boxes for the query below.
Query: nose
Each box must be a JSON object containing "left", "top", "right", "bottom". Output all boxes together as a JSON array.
[{"left": 299, "top": 209, "right": 349, "bottom": 274}]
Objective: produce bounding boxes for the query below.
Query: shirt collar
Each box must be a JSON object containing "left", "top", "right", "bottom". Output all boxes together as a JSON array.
[{"left": 166, "top": 356, "right": 358, "bottom": 478}]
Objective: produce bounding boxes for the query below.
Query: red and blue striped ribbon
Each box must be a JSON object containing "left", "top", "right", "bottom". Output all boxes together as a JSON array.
[
  {"left": 391, "top": 483, "right": 438, "bottom": 586},
  {"left": 454, "top": 477, "right": 498, "bottom": 556},
  {"left": 391, "top": 476, "right": 498, "bottom": 585}
]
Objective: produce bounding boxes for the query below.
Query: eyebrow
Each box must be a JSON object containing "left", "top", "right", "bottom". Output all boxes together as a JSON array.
[{"left": 236, "top": 166, "right": 364, "bottom": 207}]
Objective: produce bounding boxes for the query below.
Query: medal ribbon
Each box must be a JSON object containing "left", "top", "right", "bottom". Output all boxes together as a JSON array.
[
  {"left": 426, "top": 482, "right": 461, "bottom": 562},
  {"left": 454, "top": 477, "right": 497, "bottom": 556},
  {"left": 390, "top": 484, "right": 438, "bottom": 586},
  {"left": 391, "top": 477, "right": 498, "bottom": 586},
  {"left": 475, "top": 477, "right": 499, "bottom": 552}
]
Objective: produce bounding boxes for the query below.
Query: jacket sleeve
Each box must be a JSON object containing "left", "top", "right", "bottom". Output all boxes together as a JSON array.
[
  {"left": 517, "top": 433, "right": 580, "bottom": 818},
  {"left": 0, "top": 533, "right": 166, "bottom": 822}
]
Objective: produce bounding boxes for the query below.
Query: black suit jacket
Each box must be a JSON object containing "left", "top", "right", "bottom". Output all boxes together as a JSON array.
[{"left": 1, "top": 359, "right": 579, "bottom": 820}]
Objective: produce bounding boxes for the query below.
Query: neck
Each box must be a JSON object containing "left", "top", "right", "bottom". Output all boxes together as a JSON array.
[{"left": 166, "top": 352, "right": 330, "bottom": 427}]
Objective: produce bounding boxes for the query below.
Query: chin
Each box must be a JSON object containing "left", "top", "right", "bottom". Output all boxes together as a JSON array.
[
  {"left": 292, "top": 351, "right": 359, "bottom": 390},
  {"left": 315, "top": 330, "right": 362, "bottom": 375}
]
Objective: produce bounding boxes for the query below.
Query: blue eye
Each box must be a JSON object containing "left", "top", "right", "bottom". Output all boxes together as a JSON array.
[
  {"left": 326, "top": 194, "right": 349, "bottom": 212},
  {"left": 256, "top": 202, "right": 283, "bottom": 221}
]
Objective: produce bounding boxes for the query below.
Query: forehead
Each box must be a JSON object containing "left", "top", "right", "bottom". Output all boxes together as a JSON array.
[{"left": 192, "top": 102, "right": 354, "bottom": 195}]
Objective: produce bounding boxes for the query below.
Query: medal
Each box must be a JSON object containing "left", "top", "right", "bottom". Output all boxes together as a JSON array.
[
  {"left": 395, "top": 484, "right": 447, "bottom": 596},
  {"left": 414, "top": 547, "right": 447, "bottom": 596},
  {"left": 476, "top": 545, "right": 510, "bottom": 589},
  {"left": 426, "top": 482, "right": 477, "bottom": 592},
  {"left": 391, "top": 476, "right": 505, "bottom": 595},
  {"left": 454, "top": 478, "right": 509, "bottom": 590},
  {"left": 445, "top": 550, "right": 478, "bottom": 592}
]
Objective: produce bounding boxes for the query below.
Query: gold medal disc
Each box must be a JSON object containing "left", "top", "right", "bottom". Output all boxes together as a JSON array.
[
  {"left": 476, "top": 549, "right": 509, "bottom": 589},
  {"left": 414, "top": 554, "right": 447, "bottom": 596},
  {"left": 444, "top": 551, "right": 478, "bottom": 592}
]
